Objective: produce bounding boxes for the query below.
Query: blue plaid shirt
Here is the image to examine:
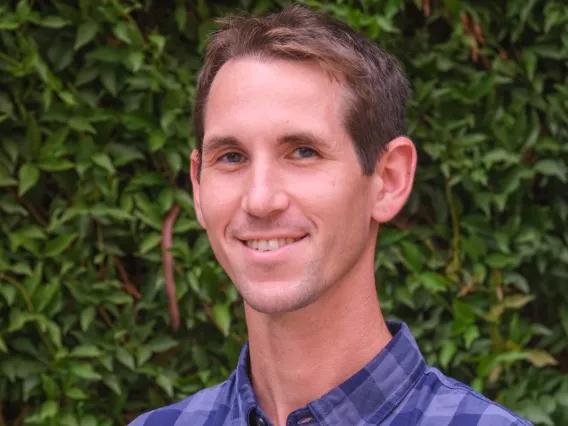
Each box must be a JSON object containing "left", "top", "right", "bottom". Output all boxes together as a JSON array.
[{"left": 129, "top": 321, "right": 532, "bottom": 426}]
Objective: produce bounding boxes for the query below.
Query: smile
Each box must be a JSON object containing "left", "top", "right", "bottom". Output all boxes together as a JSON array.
[{"left": 242, "top": 236, "right": 306, "bottom": 251}]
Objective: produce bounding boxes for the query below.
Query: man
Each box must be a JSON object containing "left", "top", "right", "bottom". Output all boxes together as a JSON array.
[{"left": 130, "top": 5, "right": 532, "bottom": 426}]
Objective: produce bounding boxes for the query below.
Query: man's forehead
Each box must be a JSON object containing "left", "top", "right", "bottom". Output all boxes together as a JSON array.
[
  {"left": 206, "top": 57, "right": 343, "bottom": 106},
  {"left": 201, "top": 57, "right": 349, "bottom": 154}
]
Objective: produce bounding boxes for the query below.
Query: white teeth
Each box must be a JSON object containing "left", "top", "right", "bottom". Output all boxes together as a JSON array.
[{"left": 245, "top": 237, "right": 302, "bottom": 251}]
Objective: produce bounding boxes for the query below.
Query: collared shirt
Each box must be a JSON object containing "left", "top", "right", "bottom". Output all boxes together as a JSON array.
[{"left": 129, "top": 321, "right": 532, "bottom": 426}]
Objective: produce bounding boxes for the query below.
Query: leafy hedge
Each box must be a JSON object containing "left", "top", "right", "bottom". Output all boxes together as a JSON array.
[{"left": 0, "top": 0, "right": 567, "bottom": 425}]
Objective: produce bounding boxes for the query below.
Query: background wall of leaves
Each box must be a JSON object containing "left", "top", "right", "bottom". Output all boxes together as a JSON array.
[{"left": 0, "top": 0, "right": 567, "bottom": 424}]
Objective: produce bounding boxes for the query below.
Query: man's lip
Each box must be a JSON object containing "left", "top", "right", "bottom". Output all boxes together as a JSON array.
[
  {"left": 236, "top": 234, "right": 308, "bottom": 242},
  {"left": 238, "top": 234, "right": 309, "bottom": 257}
]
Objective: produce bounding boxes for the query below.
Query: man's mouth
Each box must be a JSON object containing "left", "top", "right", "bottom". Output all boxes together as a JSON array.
[{"left": 242, "top": 236, "right": 306, "bottom": 252}]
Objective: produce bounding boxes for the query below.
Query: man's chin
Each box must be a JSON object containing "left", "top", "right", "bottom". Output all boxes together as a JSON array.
[
  {"left": 244, "top": 299, "right": 313, "bottom": 316},
  {"left": 239, "top": 284, "right": 318, "bottom": 316}
]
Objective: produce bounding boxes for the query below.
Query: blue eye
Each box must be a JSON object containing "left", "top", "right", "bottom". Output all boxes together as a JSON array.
[
  {"left": 219, "top": 152, "right": 244, "bottom": 163},
  {"left": 294, "top": 147, "right": 318, "bottom": 159}
]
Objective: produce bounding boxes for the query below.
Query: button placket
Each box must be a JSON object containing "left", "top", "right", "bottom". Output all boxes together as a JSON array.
[{"left": 248, "top": 409, "right": 268, "bottom": 426}]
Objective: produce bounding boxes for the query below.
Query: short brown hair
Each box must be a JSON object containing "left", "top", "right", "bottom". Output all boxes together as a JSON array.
[{"left": 193, "top": 5, "right": 411, "bottom": 175}]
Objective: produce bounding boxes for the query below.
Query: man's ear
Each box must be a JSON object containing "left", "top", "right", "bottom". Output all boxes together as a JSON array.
[
  {"left": 372, "top": 136, "right": 417, "bottom": 223},
  {"left": 190, "top": 150, "right": 206, "bottom": 229}
]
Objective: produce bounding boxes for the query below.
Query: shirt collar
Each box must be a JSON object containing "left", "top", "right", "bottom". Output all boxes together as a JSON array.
[{"left": 235, "top": 321, "right": 426, "bottom": 426}]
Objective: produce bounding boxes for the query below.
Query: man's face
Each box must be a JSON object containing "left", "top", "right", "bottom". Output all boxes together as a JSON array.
[{"left": 191, "top": 57, "right": 380, "bottom": 315}]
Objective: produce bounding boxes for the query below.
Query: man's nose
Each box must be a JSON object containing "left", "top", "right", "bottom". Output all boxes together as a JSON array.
[{"left": 241, "top": 163, "right": 289, "bottom": 218}]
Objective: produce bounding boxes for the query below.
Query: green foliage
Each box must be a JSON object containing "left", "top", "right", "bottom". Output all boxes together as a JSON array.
[{"left": 0, "top": 0, "right": 567, "bottom": 425}]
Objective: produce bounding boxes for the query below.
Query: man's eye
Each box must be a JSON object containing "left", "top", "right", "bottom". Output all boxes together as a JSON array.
[
  {"left": 291, "top": 147, "right": 318, "bottom": 159},
  {"left": 218, "top": 152, "right": 244, "bottom": 163}
]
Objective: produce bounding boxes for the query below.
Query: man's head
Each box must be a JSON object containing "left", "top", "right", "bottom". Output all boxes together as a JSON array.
[
  {"left": 190, "top": 5, "right": 416, "bottom": 315},
  {"left": 193, "top": 5, "right": 411, "bottom": 175}
]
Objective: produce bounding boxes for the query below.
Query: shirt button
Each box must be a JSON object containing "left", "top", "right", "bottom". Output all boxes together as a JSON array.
[{"left": 255, "top": 417, "right": 267, "bottom": 426}]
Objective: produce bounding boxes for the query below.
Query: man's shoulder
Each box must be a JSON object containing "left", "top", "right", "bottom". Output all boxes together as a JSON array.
[
  {"left": 402, "top": 365, "right": 533, "bottom": 426},
  {"left": 127, "top": 373, "right": 237, "bottom": 426}
]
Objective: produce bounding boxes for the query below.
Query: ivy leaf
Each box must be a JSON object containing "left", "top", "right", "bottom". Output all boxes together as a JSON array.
[
  {"left": 148, "top": 336, "right": 179, "bottom": 353},
  {"left": 533, "top": 159, "right": 567, "bottom": 182},
  {"left": 46, "top": 321, "right": 62, "bottom": 348},
  {"left": 126, "top": 52, "right": 144, "bottom": 73},
  {"left": 212, "top": 303, "right": 231, "bottom": 336},
  {"left": 149, "top": 34, "right": 166, "bottom": 55},
  {"left": 80, "top": 306, "right": 96, "bottom": 332},
  {"left": 70, "top": 345, "right": 102, "bottom": 358},
  {"left": 41, "top": 374, "right": 59, "bottom": 400},
  {"left": 113, "top": 21, "right": 132, "bottom": 44},
  {"left": 175, "top": 3, "right": 187, "bottom": 31},
  {"left": 38, "top": 159, "right": 74, "bottom": 172},
  {"left": 157, "top": 187, "right": 174, "bottom": 213},
  {"left": 464, "top": 326, "right": 480, "bottom": 349},
  {"left": 157, "top": 374, "right": 174, "bottom": 397},
  {"left": 148, "top": 130, "right": 166, "bottom": 152},
  {"left": 116, "top": 347, "right": 135, "bottom": 370},
  {"left": 139, "top": 233, "right": 162, "bottom": 254},
  {"left": 75, "top": 21, "right": 99, "bottom": 50},
  {"left": 18, "top": 163, "right": 40, "bottom": 196},
  {"left": 0, "top": 170, "right": 18, "bottom": 187},
  {"left": 66, "top": 388, "right": 88, "bottom": 400},
  {"left": 420, "top": 272, "right": 449, "bottom": 293},
  {"left": 164, "top": 149, "right": 182, "bottom": 175},
  {"left": 101, "top": 69, "right": 117, "bottom": 96},
  {"left": 44, "top": 234, "right": 77, "bottom": 257},
  {"left": 136, "top": 346, "right": 153, "bottom": 367},
  {"left": 502, "top": 294, "right": 535, "bottom": 309},
  {"left": 69, "top": 363, "right": 102, "bottom": 381},
  {"left": 440, "top": 340, "right": 457, "bottom": 368},
  {"left": 90, "top": 205, "right": 134, "bottom": 221},
  {"left": 0, "top": 16, "right": 20, "bottom": 31},
  {"left": 400, "top": 241, "right": 424, "bottom": 272},
  {"left": 174, "top": 189, "right": 194, "bottom": 213},
  {"left": 104, "top": 376, "right": 122, "bottom": 396},
  {"left": 486, "top": 253, "right": 517, "bottom": 268},
  {"left": 108, "top": 143, "right": 144, "bottom": 166},
  {"left": 527, "top": 350, "right": 558, "bottom": 368},
  {"left": 69, "top": 117, "right": 96, "bottom": 134},
  {"left": 40, "top": 16, "right": 70, "bottom": 28},
  {"left": 80, "top": 415, "right": 98, "bottom": 426},
  {"left": 92, "top": 153, "right": 115, "bottom": 174},
  {"left": 107, "top": 293, "right": 132, "bottom": 304},
  {"left": 40, "top": 400, "right": 58, "bottom": 418}
]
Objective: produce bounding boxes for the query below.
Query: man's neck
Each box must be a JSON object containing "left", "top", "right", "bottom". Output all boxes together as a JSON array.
[{"left": 245, "top": 274, "right": 391, "bottom": 426}]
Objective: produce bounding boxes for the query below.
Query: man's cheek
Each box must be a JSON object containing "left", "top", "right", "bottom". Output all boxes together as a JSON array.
[{"left": 199, "top": 194, "right": 218, "bottom": 223}]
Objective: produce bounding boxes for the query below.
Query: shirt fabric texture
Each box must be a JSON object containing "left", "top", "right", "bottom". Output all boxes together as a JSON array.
[{"left": 129, "top": 321, "right": 532, "bottom": 426}]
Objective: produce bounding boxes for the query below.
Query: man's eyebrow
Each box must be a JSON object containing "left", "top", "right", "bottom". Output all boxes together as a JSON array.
[
  {"left": 201, "top": 132, "right": 333, "bottom": 153},
  {"left": 201, "top": 136, "right": 241, "bottom": 154},
  {"left": 278, "top": 132, "right": 332, "bottom": 150}
]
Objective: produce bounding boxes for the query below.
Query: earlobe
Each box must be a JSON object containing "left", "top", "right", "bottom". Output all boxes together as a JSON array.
[
  {"left": 190, "top": 150, "right": 206, "bottom": 229},
  {"left": 372, "top": 137, "right": 417, "bottom": 223}
]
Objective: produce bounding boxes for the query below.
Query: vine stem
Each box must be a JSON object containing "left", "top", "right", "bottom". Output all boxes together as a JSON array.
[
  {"left": 0, "top": 273, "right": 33, "bottom": 311},
  {"left": 9, "top": 189, "right": 48, "bottom": 227},
  {"left": 162, "top": 204, "right": 181, "bottom": 331},
  {"left": 445, "top": 179, "right": 461, "bottom": 272},
  {"left": 113, "top": 256, "right": 142, "bottom": 300}
]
